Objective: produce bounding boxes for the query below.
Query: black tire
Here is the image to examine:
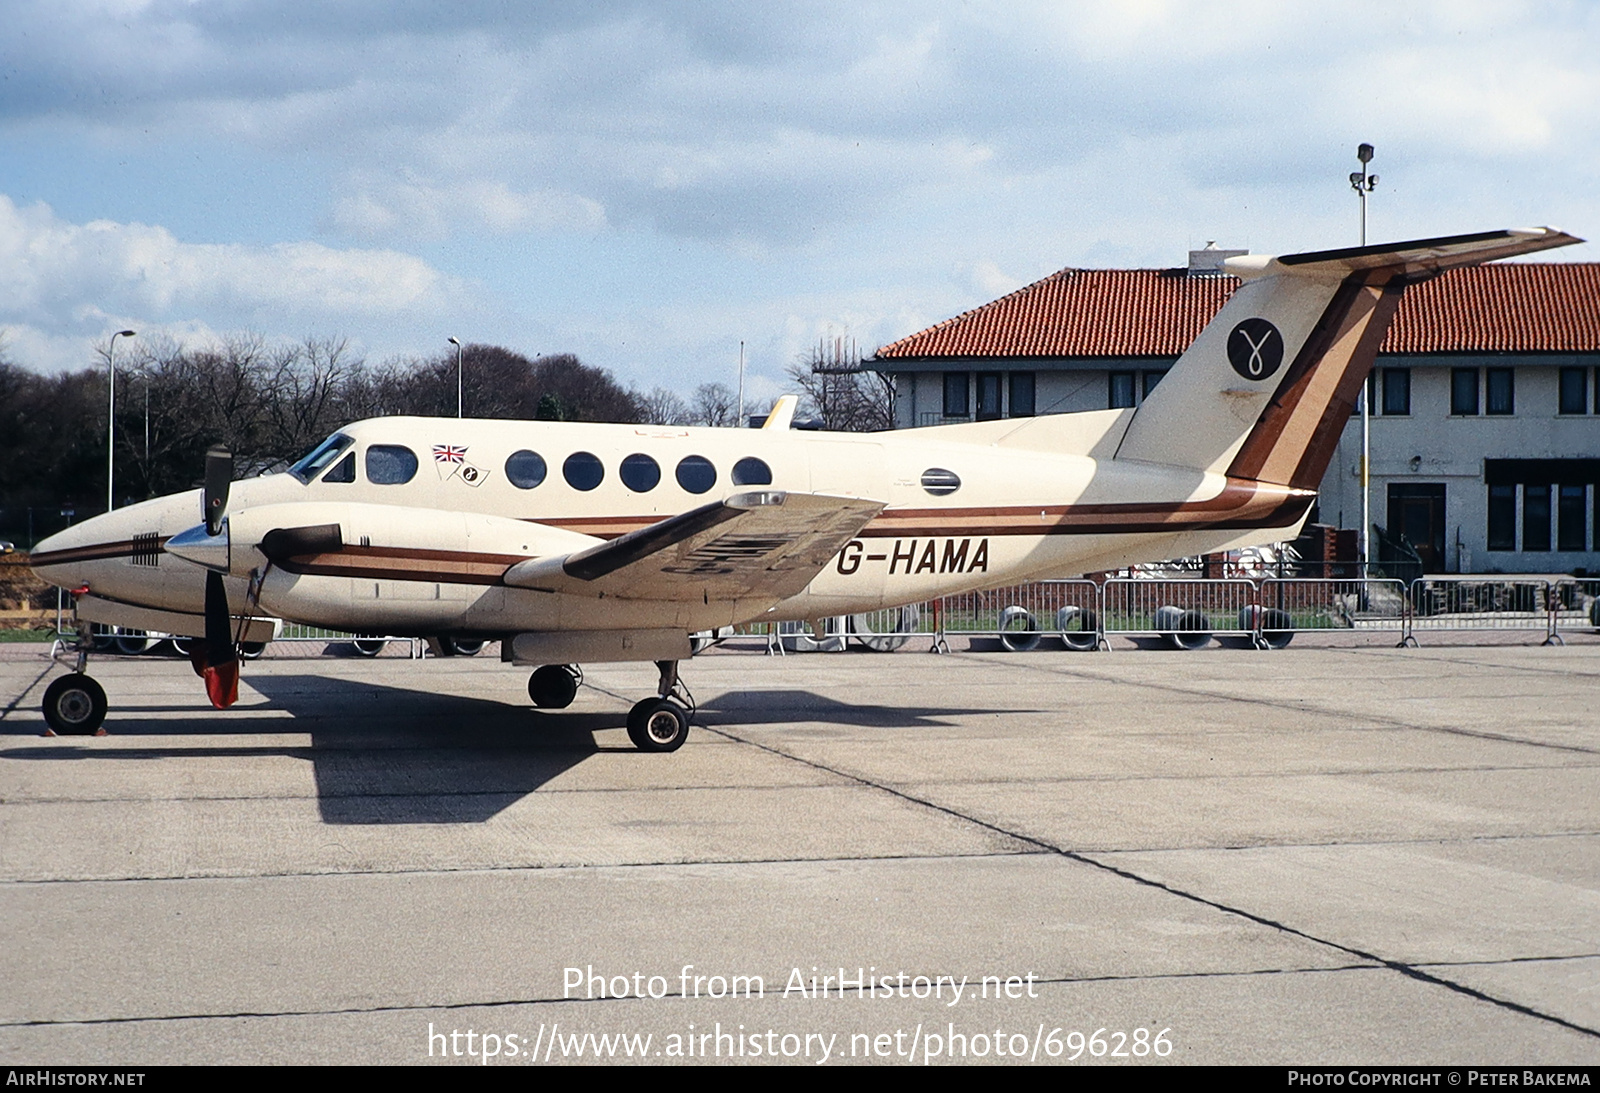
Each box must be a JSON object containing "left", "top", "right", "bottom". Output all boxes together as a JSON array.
[
  {"left": 629, "top": 699, "right": 689, "bottom": 752},
  {"left": 445, "top": 638, "right": 484, "bottom": 657},
  {"left": 1056, "top": 606, "right": 1098, "bottom": 651},
  {"left": 1259, "top": 608, "right": 1294, "bottom": 649},
  {"left": 238, "top": 641, "right": 267, "bottom": 660},
  {"left": 43, "top": 674, "right": 107, "bottom": 736},
  {"left": 113, "top": 630, "right": 152, "bottom": 656},
  {"left": 352, "top": 638, "right": 387, "bottom": 657},
  {"left": 172, "top": 636, "right": 196, "bottom": 656},
  {"left": 998, "top": 606, "right": 1040, "bottom": 652},
  {"left": 528, "top": 664, "right": 579, "bottom": 709}
]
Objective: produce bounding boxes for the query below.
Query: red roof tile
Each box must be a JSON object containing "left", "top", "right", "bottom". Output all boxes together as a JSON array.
[{"left": 873, "top": 263, "right": 1600, "bottom": 360}]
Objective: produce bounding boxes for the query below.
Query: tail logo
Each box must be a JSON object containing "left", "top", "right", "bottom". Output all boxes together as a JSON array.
[{"left": 1227, "top": 318, "right": 1284, "bottom": 381}]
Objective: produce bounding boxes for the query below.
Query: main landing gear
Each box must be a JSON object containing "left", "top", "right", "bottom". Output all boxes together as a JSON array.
[
  {"left": 526, "top": 659, "right": 693, "bottom": 752},
  {"left": 42, "top": 628, "right": 108, "bottom": 736}
]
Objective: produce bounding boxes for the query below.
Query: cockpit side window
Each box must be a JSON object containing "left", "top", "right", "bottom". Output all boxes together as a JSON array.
[
  {"left": 289, "top": 434, "right": 354, "bottom": 484},
  {"left": 322, "top": 451, "right": 356, "bottom": 484}
]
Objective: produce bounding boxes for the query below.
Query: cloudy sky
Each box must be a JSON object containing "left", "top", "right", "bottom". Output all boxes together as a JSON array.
[{"left": 3, "top": 1, "right": 1597, "bottom": 403}]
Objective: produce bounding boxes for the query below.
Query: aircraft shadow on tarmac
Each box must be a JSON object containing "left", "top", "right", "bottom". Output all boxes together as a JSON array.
[{"left": 2, "top": 675, "right": 1013, "bottom": 825}]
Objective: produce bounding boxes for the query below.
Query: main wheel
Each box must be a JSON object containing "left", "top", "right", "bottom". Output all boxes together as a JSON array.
[
  {"left": 626, "top": 698, "right": 689, "bottom": 752},
  {"left": 352, "top": 638, "right": 387, "bottom": 657},
  {"left": 528, "top": 664, "right": 579, "bottom": 709},
  {"left": 42, "top": 674, "right": 107, "bottom": 736},
  {"left": 444, "top": 637, "right": 484, "bottom": 657}
]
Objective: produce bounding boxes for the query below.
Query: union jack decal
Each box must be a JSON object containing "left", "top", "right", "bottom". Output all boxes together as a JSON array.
[{"left": 432, "top": 444, "right": 467, "bottom": 463}]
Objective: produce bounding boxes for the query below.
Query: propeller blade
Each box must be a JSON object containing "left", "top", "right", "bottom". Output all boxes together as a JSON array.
[
  {"left": 189, "top": 569, "right": 240, "bottom": 710},
  {"left": 204, "top": 446, "right": 233, "bottom": 537}
]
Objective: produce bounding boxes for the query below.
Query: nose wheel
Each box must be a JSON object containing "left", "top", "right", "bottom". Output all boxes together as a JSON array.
[{"left": 42, "top": 673, "right": 107, "bottom": 736}]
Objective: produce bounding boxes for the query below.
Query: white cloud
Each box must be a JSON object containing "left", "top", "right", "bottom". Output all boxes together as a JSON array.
[{"left": 328, "top": 175, "right": 606, "bottom": 240}]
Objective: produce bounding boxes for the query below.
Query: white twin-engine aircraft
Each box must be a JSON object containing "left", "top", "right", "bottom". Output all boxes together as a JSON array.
[{"left": 30, "top": 228, "right": 1580, "bottom": 748}]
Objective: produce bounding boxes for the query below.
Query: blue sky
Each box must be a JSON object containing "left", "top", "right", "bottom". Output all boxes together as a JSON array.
[{"left": 3, "top": 1, "right": 1598, "bottom": 405}]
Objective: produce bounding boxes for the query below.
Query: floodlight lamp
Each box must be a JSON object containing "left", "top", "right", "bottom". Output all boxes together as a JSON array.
[{"left": 1357, "top": 143, "right": 1374, "bottom": 164}]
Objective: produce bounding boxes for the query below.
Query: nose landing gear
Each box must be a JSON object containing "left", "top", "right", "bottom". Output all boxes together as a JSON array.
[{"left": 42, "top": 627, "right": 107, "bottom": 736}]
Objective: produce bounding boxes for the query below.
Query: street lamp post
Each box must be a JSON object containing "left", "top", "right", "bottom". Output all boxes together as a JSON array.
[
  {"left": 106, "top": 329, "right": 136, "bottom": 513},
  {"left": 1350, "top": 145, "right": 1378, "bottom": 570},
  {"left": 448, "top": 337, "right": 463, "bottom": 418}
]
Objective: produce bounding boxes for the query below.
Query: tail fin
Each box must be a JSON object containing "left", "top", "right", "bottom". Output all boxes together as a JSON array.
[{"left": 1114, "top": 228, "right": 1581, "bottom": 487}]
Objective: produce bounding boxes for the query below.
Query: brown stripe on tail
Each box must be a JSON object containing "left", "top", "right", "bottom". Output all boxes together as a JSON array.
[{"left": 1226, "top": 268, "right": 1408, "bottom": 489}]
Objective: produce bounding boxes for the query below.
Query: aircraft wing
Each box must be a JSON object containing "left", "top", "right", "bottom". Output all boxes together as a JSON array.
[{"left": 501, "top": 490, "right": 885, "bottom": 602}]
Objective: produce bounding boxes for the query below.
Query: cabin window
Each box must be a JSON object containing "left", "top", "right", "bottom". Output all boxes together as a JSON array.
[
  {"left": 365, "top": 445, "right": 418, "bottom": 485},
  {"left": 505, "top": 450, "right": 547, "bottom": 489},
  {"left": 322, "top": 452, "right": 356, "bottom": 484},
  {"left": 676, "top": 455, "right": 717, "bottom": 494},
  {"left": 1451, "top": 369, "right": 1479, "bottom": 415},
  {"left": 620, "top": 453, "right": 661, "bottom": 492},
  {"left": 563, "top": 452, "right": 604, "bottom": 491},
  {"left": 732, "top": 457, "right": 772, "bottom": 486},
  {"left": 920, "top": 468, "right": 960, "bottom": 496},
  {"left": 1009, "top": 373, "right": 1035, "bottom": 417},
  {"left": 289, "top": 433, "right": 353, "bottom": 484},
  {"left": 1486, "top": 368, "right": 1515, "bottom": 415}
]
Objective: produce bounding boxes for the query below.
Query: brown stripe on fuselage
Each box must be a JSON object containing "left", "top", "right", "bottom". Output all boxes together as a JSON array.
[
  {"left": 1226, "top": 268, "right": 1408, "bottom": 489},
  {"left": 28, "top": 538, "right": 162, "bottom": 567}
]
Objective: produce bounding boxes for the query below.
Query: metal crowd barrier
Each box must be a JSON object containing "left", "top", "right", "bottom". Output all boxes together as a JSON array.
[
  {"left": 1256, "top": 577, "right": 1410, "bottom": 645},
  {"left": 1101, "top": 577, "right": 1259, "bottom": 649},
  {"left": 1407, "top": 577, "right": 1559, "bottom": 645},
  {"left": 1551, "top": 579, "right": 1600, "bottom": 642},
  {"left": 274, "top": 622, "right": 425, "bottom": 658},
  {"left": 932, "top": 580, "right": 1101, "bottom": 652}
]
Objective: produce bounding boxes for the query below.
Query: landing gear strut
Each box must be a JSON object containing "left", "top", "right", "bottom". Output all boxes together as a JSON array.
[
  {"left": 625, "top": 660, "right": 692, "bottom": 752},
  {"left": 43, "top": 625, "right": 107, "bottom": 736}
]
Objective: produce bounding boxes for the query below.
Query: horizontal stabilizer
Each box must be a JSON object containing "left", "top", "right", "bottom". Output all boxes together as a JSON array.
[{"left": 1226, "top": 227, "right": 1582, "bottom": 280}]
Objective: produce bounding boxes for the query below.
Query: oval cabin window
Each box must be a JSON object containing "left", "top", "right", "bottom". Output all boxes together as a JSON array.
[
  {"left": 505, "top": 450, "right": 547, "bottom": 489},
  {"left": 731, "top": 457, "right": 773, "bottom": 486},
  {"left": 365, "top": 445, "right": 418, "bottom": 485},
  {"left": 563, "top": 451, "right": 605, "bottom": 491},
  {"left": 920, "top": 468, "right": 960, "bottom": 496},
  {"left": 675, "top": 455, "right": 717, "bottom": 494},
  {"left": 620, "top": 453, "right": 661, "bottom": 492}
]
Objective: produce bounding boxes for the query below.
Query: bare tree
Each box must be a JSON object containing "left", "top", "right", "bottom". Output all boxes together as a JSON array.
[
  {"left": 786, "top": 336, "right": 895, "bottom": 431},
  {"left": 691, "top": 382, "right": 737, "bottom": 427},
  {"left": 639, "top": 386, "right": 691, "bottom": 426}
]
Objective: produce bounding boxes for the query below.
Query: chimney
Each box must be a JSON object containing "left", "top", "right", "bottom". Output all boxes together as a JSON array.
[{"left": 1188, "top": 240, "right": 1247, "bottom": 275}]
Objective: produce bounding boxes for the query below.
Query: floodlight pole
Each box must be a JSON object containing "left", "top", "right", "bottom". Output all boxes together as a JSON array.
[
  {"left": 106, "top": 329, "right": 136, "bottom": 512},
  {"left": 1350, "top": 144, "right": 1377, "bottom": 571},
  {"left": 448, "top": 337, "right": 463, "bottom": 418},
  {"left": 737, "top": 340, "right": 745, "bottom": 428}
]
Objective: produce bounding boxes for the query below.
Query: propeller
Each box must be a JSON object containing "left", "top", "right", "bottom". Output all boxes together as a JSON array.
[{"left": 194, "top": 445, "right": 239, "bottom": 709}]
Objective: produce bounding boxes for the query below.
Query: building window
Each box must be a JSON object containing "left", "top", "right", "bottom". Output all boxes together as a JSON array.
[
  {"left": 1487, "top": 484, "right": 1516, "bottom": 550},
  {"left": 1381, "top": 369, "right": 1410, "bottom": 416},
  {"left": 1008, "top": 372, "right": 1035, "bottom": 417},
  {"left": 976, "top": 372, "right": 1003, "bottom": 421},
  {"left": 1486, "top": 368, "right": 1514, "bottom": 415},
  {"left": 943, "top": 372, "right": 969, "bottom": 418},
  {"left": 1522, "top": 483, "right": 1551, "bottom": 551},
  {"left": 1108, "top": 372, "right": 1136, "bottom": 409},
  {"left": 1559, "top": 367, "right": 1589, "bottom": 415},
  {"left": 1558, "top": 485, "right": 1588, "bottom": 551},
  {"left": 1142, "top": 369, "right": 1168, "bottom": 399},
  {"left": 1451, "top": 368, "right": 1479, "bottom": 416}
]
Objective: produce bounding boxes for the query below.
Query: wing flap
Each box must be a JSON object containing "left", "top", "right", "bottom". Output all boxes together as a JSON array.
[{"left": 502, "top": 490, "right": 884, "bottom": 602}]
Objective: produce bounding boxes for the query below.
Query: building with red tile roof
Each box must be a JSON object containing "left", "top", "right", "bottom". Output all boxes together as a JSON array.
[{"left": 865, "top": 254, "right": 1600, "bottom": 574}]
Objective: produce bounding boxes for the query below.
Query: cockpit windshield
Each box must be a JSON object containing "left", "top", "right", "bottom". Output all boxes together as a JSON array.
[{"left": 288, "top": 433, "right": 355, "bottom": 484}]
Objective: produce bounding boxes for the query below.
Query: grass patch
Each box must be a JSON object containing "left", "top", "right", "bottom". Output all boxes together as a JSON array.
[{"left": 0, "top": 628, "right": 56, "bottom": 643}]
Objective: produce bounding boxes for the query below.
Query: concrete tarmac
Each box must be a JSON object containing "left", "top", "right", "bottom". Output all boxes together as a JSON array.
[{"left": 0, "top": 636, "right": 1597, "bottom": 1065}]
